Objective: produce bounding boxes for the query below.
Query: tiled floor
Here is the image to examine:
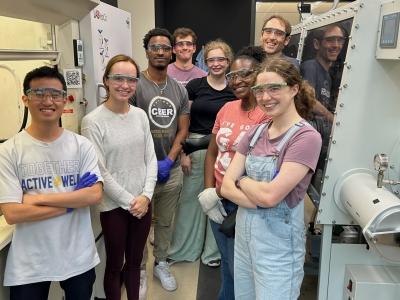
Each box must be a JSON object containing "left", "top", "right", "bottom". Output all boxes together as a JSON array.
[
  {"left": 120, "top": 195, "right": 320, "bottom": 299},
  {"left": 121, "top": 243, "right": 319, "bottom": 299},
  {"left": 122, "top": 243, "right": 200, "bottom": 300}
]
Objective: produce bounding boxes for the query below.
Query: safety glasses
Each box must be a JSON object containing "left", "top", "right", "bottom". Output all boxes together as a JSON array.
[
  {"left": 26, "top": 88, "right": 66, "bottom": 102},
  {"left": 251, "top": 82, "right": 288, "bottom": 99},
  {"left": 261, "top": 27, "right": 288, "bottom": 38},
  {"left": 147, "top": 44, "right": 172, "bottom": 53},
  {"left": 225, "top": 69, "right": 255, "bottom": 82},
  {"left": 206, "top": 56, "right": 228, "bottom": 64},
  {"left": 174, "top": 41, "right": 194, "bottom": 47},
  {"left": 107, "top": 74, "right": 139, "bottom": 86}
]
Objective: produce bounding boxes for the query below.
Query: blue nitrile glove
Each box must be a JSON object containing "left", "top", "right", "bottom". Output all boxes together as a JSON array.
[
  {"left": 157, "top": 158, "right": 174, "bottom": 183},
  {"left": 69, "top": 172, "right": 98, "bottom": 214},
  {"left": 74, "top": 172, "right": 98, "bottom": 190}
]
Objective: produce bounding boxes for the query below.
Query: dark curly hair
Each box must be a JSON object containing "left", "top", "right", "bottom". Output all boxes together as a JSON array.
[
  {"left": 235, "top": 45, "right": 266, "bottom": 64},
  {"left": 143, "top": 28, "right": 173, "bottom": 50},
  {"left": 257, "top": 58, "right": 316, "bottom": 120},
  {"left": 23, "top": 66, "right": 67, "bottom": 95}
]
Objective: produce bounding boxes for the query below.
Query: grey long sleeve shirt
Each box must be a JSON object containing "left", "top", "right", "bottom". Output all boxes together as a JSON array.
[{"left": 81, "top": 104, "right": 157, "bottom": 212}]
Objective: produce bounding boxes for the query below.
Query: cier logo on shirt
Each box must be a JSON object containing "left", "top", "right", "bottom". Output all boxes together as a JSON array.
[{"left": 148, "top": 96, "right": 177, "bottom": 129}]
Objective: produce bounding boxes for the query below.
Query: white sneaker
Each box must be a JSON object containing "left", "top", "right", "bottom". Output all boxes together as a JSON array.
[
  {"left": 138, "top": 270, "right": 147, "bottom": 300},
  {"left": 153, "top": 261, "right": 177, "bottom": 291}
]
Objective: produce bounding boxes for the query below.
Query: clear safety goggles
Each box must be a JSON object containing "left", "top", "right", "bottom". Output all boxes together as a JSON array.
[
  {"left": 225, "top": 68, "right": 255, "bottom": 82},
  {"left": 251, "top": 82, "right": 288, "bottom": 98},
  {"left": 107, "top": 74, "right": 139, "bottom": 85},
  {"left": 26, "top": 88, "right": 66, "bottom": 102},
  {"left": 147, "top": 44, "right": 172, "bottom": 53}
]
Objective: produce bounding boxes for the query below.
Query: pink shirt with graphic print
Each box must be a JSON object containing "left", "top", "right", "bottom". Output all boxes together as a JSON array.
[{"left": 212, "top": 100, "right": 269, "bottom": 190}]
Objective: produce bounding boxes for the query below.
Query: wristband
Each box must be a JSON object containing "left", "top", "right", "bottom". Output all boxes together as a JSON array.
[{"left": 66, "top": 208, "right": 74, "bottom": 213}]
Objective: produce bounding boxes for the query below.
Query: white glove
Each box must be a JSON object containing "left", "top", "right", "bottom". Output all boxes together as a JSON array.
[
  {"left": 207, "top": 200, "right": 227, "bottom": 224},
  {"left": 198, "top": 188, "right": 227, "bottom": 224}
]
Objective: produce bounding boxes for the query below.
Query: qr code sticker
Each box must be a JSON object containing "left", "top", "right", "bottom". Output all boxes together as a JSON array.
[{"left": 63, "top": 69, "right": 82, "bottom": 88}]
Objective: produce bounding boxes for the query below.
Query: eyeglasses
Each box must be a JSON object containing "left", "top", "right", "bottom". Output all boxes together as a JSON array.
[
  {"left": 206, "top": 57, "right": 228, "bottom": 64},
  {"left": 26, "top": 88, "right": 66, "bottom": 102},
  {"left": 261, "top": 27, "right": 287, "bottom": 38},
  {"left": 225, "top": 69, "right": 255, "bottom": 82},
  {"left": 251, "top": 83, "right": 288, "bottom": 99},
  {"left": 108, "top": 74, "right": 139, "bottom": 85},
  {"left": 147, "top": 44, "right": 172, "bottom": 53},
  {"left": 175, "top": 41, "right": 194, "bottom": 47},
  {"left": 322, "top": 36, "right": 346, "bottom": 45}
]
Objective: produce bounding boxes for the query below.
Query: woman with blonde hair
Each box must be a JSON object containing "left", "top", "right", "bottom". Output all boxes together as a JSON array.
[{"left": 168, "top": 39, "right": 236, "bottom": 268}]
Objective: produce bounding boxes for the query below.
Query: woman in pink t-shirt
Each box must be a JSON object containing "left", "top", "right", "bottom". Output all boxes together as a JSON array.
[
  {"left": 221, "top": 58, "right": 322, "bottom": 299},
  {"left": 199, "top": 46, "right": 268, "bottom": 300}
]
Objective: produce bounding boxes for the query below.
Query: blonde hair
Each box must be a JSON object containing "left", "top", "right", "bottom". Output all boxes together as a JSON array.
[{"left": 203, "top": 39, "right": 234, "bottom": 64}]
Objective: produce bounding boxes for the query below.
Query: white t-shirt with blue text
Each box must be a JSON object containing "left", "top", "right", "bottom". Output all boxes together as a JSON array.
[{"left": 0, "top": 129, "right": 102, "bottom": 286}]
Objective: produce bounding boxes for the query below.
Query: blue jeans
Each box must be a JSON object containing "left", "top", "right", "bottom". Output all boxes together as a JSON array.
[
  {"left": 234, "top": 201, "right": 306, "bottom": 300},
  {"left": 210, "top": 199, "right": 237, "bottom": 300}
]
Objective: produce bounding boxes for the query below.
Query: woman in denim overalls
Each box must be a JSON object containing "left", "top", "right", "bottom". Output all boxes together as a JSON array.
[{"left": 221, "top": 58, "right": 322, "bottom": 299}]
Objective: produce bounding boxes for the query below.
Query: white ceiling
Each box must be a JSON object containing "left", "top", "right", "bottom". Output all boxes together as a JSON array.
[{"left": 0, "top": 0, "right": 100, "bottom": 24}]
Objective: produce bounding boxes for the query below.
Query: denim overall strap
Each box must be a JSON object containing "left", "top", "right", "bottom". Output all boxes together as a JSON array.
[
  {"left": 247, "top": 121, "right": 306, "bottom": 157},
  {"left": 275, "top": 122, "right": 305, "bottom": 153},
  {"left": 248, "top": 122, "right": 269, "bottom": 152}
]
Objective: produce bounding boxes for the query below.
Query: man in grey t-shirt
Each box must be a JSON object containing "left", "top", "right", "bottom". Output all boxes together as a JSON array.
[{"left": 132, "top": 28, "right": 190, "bottom": 294}]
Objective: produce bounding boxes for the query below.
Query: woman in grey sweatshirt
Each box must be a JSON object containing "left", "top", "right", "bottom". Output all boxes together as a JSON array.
[{"left": 81, "top": 54, "right": 157, "bottom": 300}]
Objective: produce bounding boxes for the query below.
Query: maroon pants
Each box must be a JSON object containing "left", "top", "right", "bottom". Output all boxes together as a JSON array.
[{"left": 100, "top": 206, "right": 151, "bottom": 300}]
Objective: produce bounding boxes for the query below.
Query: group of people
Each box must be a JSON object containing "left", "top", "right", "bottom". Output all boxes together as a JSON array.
[{"left": 0, "top": 12, "right": 349, "bottom": 300}]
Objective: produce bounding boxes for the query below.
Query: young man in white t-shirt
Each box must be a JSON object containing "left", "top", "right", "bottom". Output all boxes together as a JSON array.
[{"left": 0, "top": 66, "right": 103, "bottom": 300}]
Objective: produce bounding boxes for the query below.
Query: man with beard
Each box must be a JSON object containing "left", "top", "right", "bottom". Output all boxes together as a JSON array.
[
  {"left": 131, "top": 28, "right": 190, "bottom": 296},
  {"left": 260, "top": 15, "right": 300, "bottom": 69}
]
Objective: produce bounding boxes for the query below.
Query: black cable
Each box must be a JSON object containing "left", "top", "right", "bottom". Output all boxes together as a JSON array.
[
  {"left": 95, "top": 232, "right": 103, "bottom": 243},
  {"left": 18, "top": 107, "right": 29, "bottom": 132}
]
